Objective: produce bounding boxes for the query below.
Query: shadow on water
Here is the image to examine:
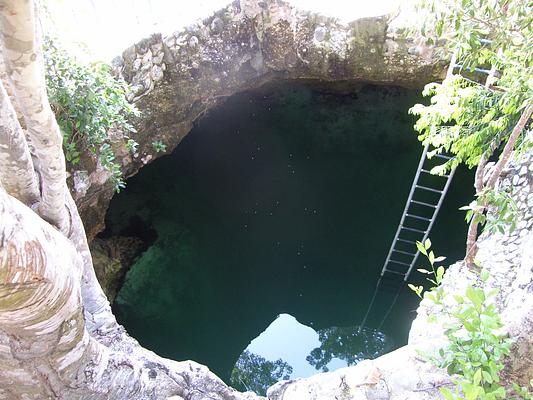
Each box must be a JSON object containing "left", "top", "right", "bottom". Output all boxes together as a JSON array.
[{"left": 104, "top": 81, "right": 474, "bottom": 389}]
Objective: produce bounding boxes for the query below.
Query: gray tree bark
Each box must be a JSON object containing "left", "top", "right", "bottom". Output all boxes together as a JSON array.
[{"left": 0, "top": 1, "right": 261, "bottom": 399}]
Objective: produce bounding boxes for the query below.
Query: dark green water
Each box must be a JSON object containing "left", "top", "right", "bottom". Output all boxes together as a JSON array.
[{"left": 104, "top": 82, "right": 474, "bottom": 389}]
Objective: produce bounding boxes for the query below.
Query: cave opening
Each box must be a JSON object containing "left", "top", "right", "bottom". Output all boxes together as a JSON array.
[{"left": 100, "top": 81, "right": 473, "bottom": 391}]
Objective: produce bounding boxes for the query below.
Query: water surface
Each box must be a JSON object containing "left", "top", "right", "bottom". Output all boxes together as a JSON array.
[{"left": 104, "top": 82, "right": 473, "bottom": 391}]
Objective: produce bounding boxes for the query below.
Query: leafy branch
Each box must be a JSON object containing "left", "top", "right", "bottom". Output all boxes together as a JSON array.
[
  {"left": 410, "top": 0, "right": 532, "bottom": 266},
  {"left": 44, "top": 36, "right": 140, "bottom": 192},
  {"left": 410, "top": 240, "right": 532, "bottom": 400}
]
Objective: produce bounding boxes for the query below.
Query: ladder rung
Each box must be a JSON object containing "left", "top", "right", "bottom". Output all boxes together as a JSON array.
[
  {"left": 406, "top": 213, "right": 432, "bottom": 222},
  {"left": 434, "top": 154, "right": 453, "bottom": 160},
  {"left": 383, "top": 269, "right": 405, "bottom": 276},
  {"left": 379, "top": 275, "right": 404, "bottom": 286},
  {"left": 416, "top": 185, "right": 443, "bottom": 194},
  {"left": 411, "top": 199, "right": 437, "bottom": 208},
  {"left": 379, "top": 283, "right": 403, "bottom": 291},
  {"left": 421, "top": 168, "right": 450, "bottom": 177},
  {"left": 389, "top": 259, "right": 411, "bottom": 267},
  {"left": 401, "top": 225, "right": 426, "bottom": 234},
  {"left": 396, "top": 238, "right": 417, "bottom": 245},
  {"left": 454, "top": 64, "right": 491, "bottom": 75},
  {"left": 380, "top": 274, "right": 400, "bottom": 282},
  {"left": 392, "top": 249, "right": 417, "bottom": 256}
]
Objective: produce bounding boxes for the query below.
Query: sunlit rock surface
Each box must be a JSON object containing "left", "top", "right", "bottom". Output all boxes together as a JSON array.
[
  {"left": 70, "top": 0, "right": 445, "bottom": 240},
  {"left": 266, "top": 151, "right": 533, "bottom": 399}
]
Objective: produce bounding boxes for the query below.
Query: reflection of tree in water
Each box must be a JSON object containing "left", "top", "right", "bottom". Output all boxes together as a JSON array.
[
  {"left": 230, "top": 350, "right": 293, "bottom": 396},
  {"left": 306, "top": 326, "right": 392, "bottom": 372}
]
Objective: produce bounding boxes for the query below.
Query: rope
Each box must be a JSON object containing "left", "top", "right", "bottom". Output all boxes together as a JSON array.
[
  {"left": 377, "top": 284, "right": 404, "bottom": 330},
  {"left": 358, "top": 276, "right": 382, "bottom": 332}
]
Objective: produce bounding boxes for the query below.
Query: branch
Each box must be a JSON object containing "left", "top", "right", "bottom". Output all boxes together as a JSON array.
[
  {"left": 465, "top": 103, "right": 533, "bottom": 267},
  {"left": 0, "top": 0, "right": 68, "bottom": 231},
  {"left": 0, "top": 80, "right": 40, "bottom": 205},
  {"left": 486, "top": 104, "right": 533, "bottom": 190}
]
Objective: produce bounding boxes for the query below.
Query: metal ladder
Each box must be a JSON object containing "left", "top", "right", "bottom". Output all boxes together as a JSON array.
[
  {"left": 358, "top": 144, "right": 457, "bottom": 330},
  {"left": 379, "top": 144, "right": 456, "bottom": 283},
  {"left": 358, "top": 42, "right": 498, "bottom": 331}
]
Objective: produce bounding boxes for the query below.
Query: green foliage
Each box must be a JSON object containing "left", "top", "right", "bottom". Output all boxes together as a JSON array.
[
  {"left": 410, "top": 0, "right": 532, "bottom": 173},
  {"left": 151, "top": 140, "right": 167, "bottom": 153},
  {"left": 230, "top": 350, "right": 293, "bottom": 396},
  {"left": 460, "top": 187, "right": 518, "bottom": 234},
  {"left": 126, "top": 138, "right": 139, "bottom": 153},
  {"left": 409, "top": 238, "right": 446, "bottom": 298},
  {"left": 407, "top": 2, "right": 532, "bottom": 396},
  {"left": 43, "top": 37, "right": 139, "bottom": 192},
  {"left": 410, "top": 241, "right": 532, "bottom": 400}
]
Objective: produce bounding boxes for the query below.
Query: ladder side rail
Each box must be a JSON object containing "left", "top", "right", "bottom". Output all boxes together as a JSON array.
[
  {"left": 446, "top": 52, "right": 458, "bottom": 78},
  {"left": 358, "top": 275, "right": 384, "bottom": 332},
  {"left": 381, "top": 48, "right": 457, "bottom": 278},
  {"left": 398, "top": 48, "right": 460, "bottom": 280},
  {"left": 403, "top": 166, "right": 457, "bottom": 281},
  {"left": 359, "top": 49, "right": 459, "bottom": 330},
  {"left": 485, "top": 48, "right": 502, "bottom": 89},
  {"left": 379, "top": 143, "right": 430, "bottom": 276}
]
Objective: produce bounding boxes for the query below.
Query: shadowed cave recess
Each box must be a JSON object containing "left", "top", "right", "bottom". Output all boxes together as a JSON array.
[{"left": 100, "top": 81, "right": 474, "bottom": 392}]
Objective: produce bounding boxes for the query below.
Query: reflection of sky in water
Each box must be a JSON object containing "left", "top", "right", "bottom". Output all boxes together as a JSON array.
[
  {"left": 108, "top": 83, "right": 473, "bottom": 384},
  {"left": 245, "top": 313, "right": 389, "bottom": 379}
]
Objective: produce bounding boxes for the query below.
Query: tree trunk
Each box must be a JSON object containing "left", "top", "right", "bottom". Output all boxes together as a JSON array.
[
  {"left": 0, "top": 1, "right": 261, "bottom": 398},
  {"left": 0, "top": 0, "right": 68, "bottom": 230},
  {"left": 0, "top": 80, "right": 39, "bottom": 204},
  {"left": 0, "top": 187, "right": 260, "bottom": 400},
  {"left": 465, "top": 103, "right": 533, "bottom": 267}
]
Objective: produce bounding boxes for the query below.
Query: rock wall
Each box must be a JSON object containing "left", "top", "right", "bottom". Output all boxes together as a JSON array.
[
  {"left": 69, "top": 0, "right": 445, "bottom": 241},
  {"left": 410, "top": 152, "right": 533, "bottom": 387},
  {"left": 64, "top": 1, "right": 533, "bottom": 397},
  {"left": 265, "top": 151, "right": 533, "bottom": 399}
]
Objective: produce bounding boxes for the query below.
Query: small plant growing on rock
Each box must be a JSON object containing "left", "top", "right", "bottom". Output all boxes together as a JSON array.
[
  {"left": 44, "top": 36, "right": 139, "bottom": 192},
  {"left": 410, "top": 240, "right": 531, "bottom": 400},
  {"left": 152, "top": 140, "right": 167, "bottom": 153},
  {"left": 126, "top": 138, "right": 139, "bottom": 153}
]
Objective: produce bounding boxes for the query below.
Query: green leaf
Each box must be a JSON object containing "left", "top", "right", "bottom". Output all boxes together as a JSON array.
[
  {"left": 436, "top": 266, "right": 445, "bottom": 283},
  {"left": 482, "top": 370, "right": 493, "bottom": 384},
  {"left": 453, "top": 295, "right": 464, "bottom": 304},
  {"left": 408, "top": 284, "right": 423, "bottom": 298},
  {"left": 473, "top": 368, "right": 482, "bottom": 385},
  {"left": 440, "top": 387, "right": 456, "bottom": 400},
  {"left": 416, "top": 241, "right": 427, "bottom": 255},
  {"left": 424, "top": 238, "right": 432, "bottom": 250},
  {"left": 466, "top": 286, "right": 484, "bottom": 310},
  {"left": 462, "top": 382, "right": 482, "bottom": 400},
  {"left": 417, "top": 268, "right": 432, "bottom": 274},
  {"left": 480, "top": 269, "right": 490, "bottom": 282}
]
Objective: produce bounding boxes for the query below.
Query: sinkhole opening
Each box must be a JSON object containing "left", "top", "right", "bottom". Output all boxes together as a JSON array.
[{"left": 101, "top": 81, "right": 474, "bottom": 394}]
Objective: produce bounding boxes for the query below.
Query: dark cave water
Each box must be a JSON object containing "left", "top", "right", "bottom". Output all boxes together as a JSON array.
[{"left": 104, "top": 82, "right": 474, "bottom": 392}]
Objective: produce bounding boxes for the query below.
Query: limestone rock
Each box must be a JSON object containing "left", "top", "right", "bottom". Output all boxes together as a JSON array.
[
  {"left": 267, "top": 347, "right": 450, "bottom": 400},
  {"left": 410, "top": 153, "right": 533, "bottom": 386},
  {"left": 71, "top": 0, "right": 445, "bottom": 242},
  {"left": 314, "top": 26, "right": 327, "bottom": 42},
  {"left": 265, "top": 152, "right": 533, "bottom": 398},
  {"left": 90, "top": 236, "right": 147, "bottom": 302}
]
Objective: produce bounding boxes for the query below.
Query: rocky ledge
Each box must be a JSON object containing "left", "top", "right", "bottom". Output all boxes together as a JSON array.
[
  {"left": 69, "top": 0, "right": 445, "bottom": 242},
  {"left": 266, "top": 151, "right": 533, "bottom": 399},
  {"left": 70, "top": 1, "right": 531, "bottom": 398}
]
